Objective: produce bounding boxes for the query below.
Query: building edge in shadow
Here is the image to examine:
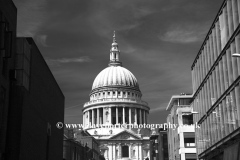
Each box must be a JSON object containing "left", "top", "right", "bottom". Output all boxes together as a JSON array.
[{"left": 0, "top": 1, "right": 65, "bottom": 160}]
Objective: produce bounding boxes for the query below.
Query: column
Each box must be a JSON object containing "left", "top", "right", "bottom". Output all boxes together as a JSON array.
[
  {"left": 135, "top": 108, "right": 137, "bottom": 124},
  {"left": 113, "top": 143, "right": 116, "bottom": 160},
  {"left": 143, "top": 110, "right": 146, "bottom": 124},
  {"left": 181, "top": 153, "right": 185, "bottom": 160},
  {"left": 109, "top": 107, "right": 112, "bottom": 124},
  {"left": 97, "top": 108, "right": 99, "bottom": 125},
  {"left": 109, "top": 143, "right": 112, "bottom": 160},
  {"left": 119, "top": 144, "right": 122, "bottom": 159},
  {"left": 87, "top": 111, "right": 90, "bottom": 127},
  {"left": 92, "top": 109, "right": 94, "bottom": 126},
  {"left": 139, "top": 109, "right": 142, "bottom": 124},
  {"left": 136, "top": 144, "right": 139, "bottom": 160},
  {"left": 129, "top": 108, "right": 132, "bottom": 124},
  {"left": 139, "top": 143, "right": 142, "bottom": 160},
  {"left": 123, "top": 107, "right": 125, "bottom": 124},
  {"left": 129, "top": 144, "right": 132, "bottom": 159},
  {"left": 116, "top": 107, "right": 118, "bottom": 124}
]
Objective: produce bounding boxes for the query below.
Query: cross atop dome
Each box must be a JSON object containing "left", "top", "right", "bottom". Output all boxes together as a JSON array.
[
  {"left": 109, "top": 31, "right": 122, "bottom": 66},
  {"left": 113, "top": 30, "right": 116, "bottom": 42}
]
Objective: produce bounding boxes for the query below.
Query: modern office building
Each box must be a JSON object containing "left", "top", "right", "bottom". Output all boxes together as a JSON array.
[
  {"left": 82, "top": 32, "right": 151, "bottom": 160},
  {"left": 158, "top": 129, "right": 169, "bottom": 160},
  {"left": 4, "top": 37, "right": 65, "bottom": 160},
  {"left": 166, "top": 94, "right": 196, "bottom": 160},
  {"left": 0, "top": 0, "right": 17, "bottom": 159},
  {"left": 191, "top": 0, "right": 240, "bottom": 159}
]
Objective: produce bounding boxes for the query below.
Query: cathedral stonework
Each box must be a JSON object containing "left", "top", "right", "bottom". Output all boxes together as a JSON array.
[{"left": 82, "top": 31, "right": 150, "bottom": 160}]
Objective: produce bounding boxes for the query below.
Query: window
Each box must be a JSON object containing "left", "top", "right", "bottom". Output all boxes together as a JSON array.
[
  {"left": 179, "top": 98, "right": 192, "bottom": 105},
  {"left": 15, "top": 38, "right": 31, "bottom": 90},
  {"left": 113, "top": 91, "right": 115, "bottom": 96},
  {"left": 0, "top": 16, "right": 13, "bottom": 76},
  {"left": 182, "top": 114, "right": 193, "bottom": 125},
  {"left": 184, "top": 138, "right": 195, "bottom": 147},
  {"left": 108, "top": 92, "right": 110, "bottom": 95},
  {"left": 118, "top": 91, "right": 120, "bottom": 95},
  {"left": 128, "top": 92, "right": 130, "bottom": 95},
  {"left": 219, "top": 12, "right": 227, "bottom": 49}
]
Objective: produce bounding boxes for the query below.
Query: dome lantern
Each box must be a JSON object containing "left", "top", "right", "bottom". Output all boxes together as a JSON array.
[{"left": 109, "top": 31, "right": 122, "bottom": 67}]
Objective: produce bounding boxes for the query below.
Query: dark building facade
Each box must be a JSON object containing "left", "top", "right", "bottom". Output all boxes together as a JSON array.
[
  {"left": 158, "top": 129, "right": 168, "bottom": 160},
  {"left": 0, "top": 0, "right": 17, "bottom": 159},
  {"left": 191, "top": 0, "right": 240, "bottom": 159},
  {"left": 1, "top": 2, "right": 64, "bottom": 160},
  {"left": 150, "top": 129, "right": 168, "bottom": 160},
  {"left": 4, "top": 37, "right": 65, "bottom": 160}
]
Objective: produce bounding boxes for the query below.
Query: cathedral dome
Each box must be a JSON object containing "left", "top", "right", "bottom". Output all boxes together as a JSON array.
[{"left": 92, "top": 65, "right": 139, "bottom": 90}]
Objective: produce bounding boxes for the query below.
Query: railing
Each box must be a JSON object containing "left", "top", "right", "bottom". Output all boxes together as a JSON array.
[{"left": 84, "top": 98, "right": 148, "bottom": 107}]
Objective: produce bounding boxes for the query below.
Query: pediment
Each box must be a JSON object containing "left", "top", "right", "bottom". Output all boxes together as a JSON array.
[{"left": 109, "top": 130, "right": 141, "bottom": 140}]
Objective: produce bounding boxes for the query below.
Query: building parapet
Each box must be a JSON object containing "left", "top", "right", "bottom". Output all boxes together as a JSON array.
[{"left": 177, "top": 125, "right": 195, "bottom": 134}]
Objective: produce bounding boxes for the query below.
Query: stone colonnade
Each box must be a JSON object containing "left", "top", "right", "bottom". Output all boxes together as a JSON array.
[{"left": 83, "top": 107, "right": 148, "bottom": 127}]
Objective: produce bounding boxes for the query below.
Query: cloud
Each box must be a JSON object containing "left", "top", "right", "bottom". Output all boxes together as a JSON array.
[
  {"left": 150, "top": 105, "right": 167, "bottom": 113},
  {"left": 45, "top": 56, "right": 91, "bottom": 66},
  {"left": 36, "top": 34, "right": 48, "bottom": 47},
  {"left": 159, "top": 24, "right": 208, "bottom": 43}
]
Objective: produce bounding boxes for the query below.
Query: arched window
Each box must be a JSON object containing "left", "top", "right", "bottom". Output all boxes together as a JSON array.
[{"left": 122, "top": 145, "right": 129, "bottom": 157}]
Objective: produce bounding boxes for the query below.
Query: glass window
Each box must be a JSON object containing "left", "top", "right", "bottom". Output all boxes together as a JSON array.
[
  {"left": 184, "top": 138, "right": 195, "bottom": 147},
  {"left": 182, "top": 114, "right": 193, "bottom": 125},
  {"left": 179, "top": 98, "right": 192, "bottom": 105}
]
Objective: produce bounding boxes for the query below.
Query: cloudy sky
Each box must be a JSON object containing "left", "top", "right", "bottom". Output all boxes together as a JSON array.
[{"left": 13, "top": 0, "right": 223, "bottom": 124}]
